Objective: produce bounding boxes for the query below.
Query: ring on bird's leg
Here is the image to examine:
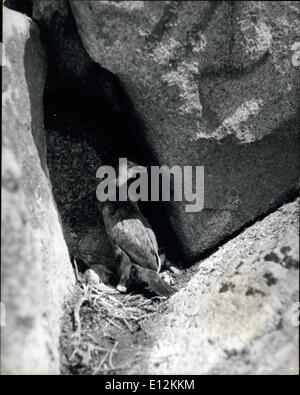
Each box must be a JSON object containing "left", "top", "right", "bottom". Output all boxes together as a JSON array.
[{"left": 117, "top": 259, "right": 132, "bottom": 294}]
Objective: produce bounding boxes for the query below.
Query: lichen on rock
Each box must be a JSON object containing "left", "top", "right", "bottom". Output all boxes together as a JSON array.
[
  {"left": 142, "top": 199, "right": 299, "bottom": 375},
  {"left": 70, "top": 0, "right": 300, "bottom": 260}
]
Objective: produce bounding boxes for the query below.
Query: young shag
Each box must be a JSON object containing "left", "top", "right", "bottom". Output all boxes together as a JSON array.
[{"left": 100, "top": 160, "right": 177, "bottom": 297}]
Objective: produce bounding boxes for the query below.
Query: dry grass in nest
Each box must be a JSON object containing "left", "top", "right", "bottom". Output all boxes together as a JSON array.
[{"left": 68, "top": 274, "right": 166, "bottom": 374}]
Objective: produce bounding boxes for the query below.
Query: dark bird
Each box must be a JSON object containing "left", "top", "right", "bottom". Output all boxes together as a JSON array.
[{"left": 100, "top": 161, "right": 177, "bottom": 297}]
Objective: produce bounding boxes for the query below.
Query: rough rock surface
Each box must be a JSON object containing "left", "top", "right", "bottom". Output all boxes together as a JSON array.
[
  {"left": 45, "top": 128, "right": 115, "bottom": 269},
  {"left": 71, "top": 0, "right": 300, "bottom": 260},
  {"left": 137, "top": 199, "right": 299, "bottom": 374},
  {"left": 32, "top": 0, "right": 117, "bottom": 100},
  {"left": 1, "top": 7, "right": 75, "bottom": 374},
  {"left": 31, "top": 0, "right": 147, "bottom": 269}
]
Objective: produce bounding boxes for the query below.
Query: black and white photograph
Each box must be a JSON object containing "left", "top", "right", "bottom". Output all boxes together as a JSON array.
[{"left": 1, "top": 0, "right": 299, "bottom": 376}]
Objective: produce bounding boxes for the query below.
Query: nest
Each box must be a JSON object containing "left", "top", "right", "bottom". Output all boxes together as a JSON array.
[{"left": 68, "top": 263, "right": 166, "bottom": 374}]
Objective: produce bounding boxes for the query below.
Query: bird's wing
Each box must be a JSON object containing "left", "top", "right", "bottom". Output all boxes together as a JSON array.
[
  {"left": 107, "top": 217, "right": 159, "bottom": 271},
  {"left": 131, "top": 264, "right": 178, "bottom": 297}
]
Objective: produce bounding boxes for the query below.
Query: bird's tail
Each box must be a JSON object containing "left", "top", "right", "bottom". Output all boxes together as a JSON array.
[{"left": 131, "top": 264, "right": 178, "bottom": 297}]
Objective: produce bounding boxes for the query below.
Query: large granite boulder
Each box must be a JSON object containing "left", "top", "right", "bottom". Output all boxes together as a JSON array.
[
  {"left": 140, "top": 199, "right": 299, "bottom": 374},
  {"left": 31, "top": 0, "right": 150, "bottom": 269},
  {"left": 70, "top": 0, "right": 300, "bottom": 260},
  {"left": 1, "top": 7, "right": 75, "bottom": 374}
]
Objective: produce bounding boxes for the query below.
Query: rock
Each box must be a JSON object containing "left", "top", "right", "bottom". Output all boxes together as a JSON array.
[
  {"left": 32, "top": 0, "right": 101, "bottom": 95},
  {"left": 4, "top": 0, "right": 33, "bottom": 17},
  {"left": 32, "top": 0, "right": 140, "bottom": 126},
  {"left": 141, "top": 199, "right": 299, "bottom": 374},
  {"left": 45, "top": 128, "right": 116, "bottom": 269},
  {"left": 70, "top": 0, "right": 300, "bottom": 260},
  {"left": 1, "top": 7, "right": 75, "bottom": 374},
  {"left": 31, "top": 0, "right": 151, "bottom": 269}
]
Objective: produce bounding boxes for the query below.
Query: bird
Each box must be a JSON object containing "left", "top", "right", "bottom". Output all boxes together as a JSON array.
[{"left": 99, "top": 160, "right": 178, "bottom": 297}]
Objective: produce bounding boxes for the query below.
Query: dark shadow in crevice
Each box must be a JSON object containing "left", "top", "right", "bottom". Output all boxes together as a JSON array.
[
  {"left": 42, "top": 49, "right": 184, "bottom": 267},
  {"left": 4, "top": 0, "right": 33, "bottom": 17},
  {"left": 29, "top": 0, "right": 184, "bottom": 266},
  {"left": 44, "top": 60, "right": 181, "bottom": 260}
]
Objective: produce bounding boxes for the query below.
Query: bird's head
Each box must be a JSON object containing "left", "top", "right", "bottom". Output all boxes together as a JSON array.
[{"left": 116, "top": 160, "right": 147, "bottom": 187}]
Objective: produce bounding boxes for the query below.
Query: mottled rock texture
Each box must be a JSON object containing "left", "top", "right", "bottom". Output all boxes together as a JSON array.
[
  {"left": 32, "top": 0, "right": 111, "bottom": 267},
  {"left": 45, "top": 128, "right": 115, "bottom": 269},
  {"left": 71, "top": 0, "right": 300, "bottom": 260},
  {"left": 139, "top": 199, "right": 299, "bottom": 374},
  {"left": 1, "top": 7, "right": 75, "bottom": 374},
  {"left": 31, "top": 0, "right": 149, "bottom": 269}
]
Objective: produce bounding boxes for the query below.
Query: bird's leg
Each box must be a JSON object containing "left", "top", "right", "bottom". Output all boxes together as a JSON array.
[
  {"left": 160, "top": 253, "right": 180, "bottom": 275},
  {"left": 169, "top": 266, "right": 180, "bottom": 275},
  {"left": 117, "top": 255, "right": 132, "bottom": 293},
  {"left": 157, "top": 253, "right": 179, "bottom": 286}
]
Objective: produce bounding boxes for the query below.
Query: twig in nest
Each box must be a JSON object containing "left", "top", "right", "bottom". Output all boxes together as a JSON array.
[
  {"left": 70, "top": 342, "right": 108, "bottom": 366},
  {"left": 129, "top": 312, "right": 156, "bottom": 322},
  {"left": 104, "top": 316, "right": 123, "bottom": 331},
  {"left": 106, "top": 294, "right": 126, "bottom": 306},
  {"left": 151, "top": 296, "right": 167, "bottom": 301},
  {"left": 93, "top": 350, "right": 109, "bottom": 375},
  {"left": 91, "top": 340, "right": 118, "bottom": 374},
  {"left": 122, "top": 318, "right": 134, "bottom": 333},
  {"left": 72, "top": 285, "right": 89, "bottom": 342},
  {"left": 108, "top": 341, "right": 118, "bottom": 369},
  {"left": 124, "top": 294, "right": 142, "bottom": 302},
  {"left": 72, "top": 258, "right": 80, "bottom": 283},
  {"left": 143, "top": 305, "right": 159, "bottom": 312}
]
